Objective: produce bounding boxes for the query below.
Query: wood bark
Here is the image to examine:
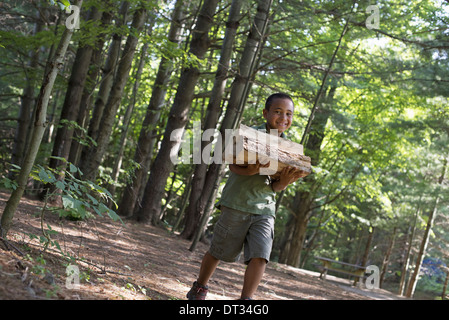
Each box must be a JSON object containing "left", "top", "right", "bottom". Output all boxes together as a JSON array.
[
  {"left": 361, "top": 227, "right": 375, "bottom": 267},
  {"left": 223, "top": 124, "right": 311, "bottom": 177},
  {"left": 108, "top": 27, "right": 151, "bottom": 197},
  {"left": 133, "top": 0, "right": 220, "bottom": 224},
  {"left": 1, "top": 1, "right": 82, "bottom": 236},
  {"left": 278, "top": 86, "right": 335, "bottom": 266}
]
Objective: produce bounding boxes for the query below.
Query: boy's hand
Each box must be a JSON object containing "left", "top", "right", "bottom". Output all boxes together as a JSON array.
[
  {"left": 246, "top": 161, "right": 270, "bottom": 175},
  {"left": 229, "top": 161, "right": 270, "bottom": 176},
  {"left": 272, "top": 166, "right": 308, "bottom": 191}
]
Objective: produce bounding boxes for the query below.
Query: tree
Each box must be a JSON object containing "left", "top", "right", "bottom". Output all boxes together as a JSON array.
[
  {"left": 181, "top": 0, "right": 244, "bottom": 240},
  {"left": 133, "top": 0, "right": 220, "bottom": 224},
  {"left": 79, "top": 4, "right": 147, "bottom": 182},
  {"left": 47, "top": 5, "right": 102, "bottom": 181},
  {"left": 117, "top": 0, "right": 187, "bottom": 217},
  {"left": 406, "top": 157, "right": 447, "bottom": 297},
  {"left": 9, "top": 8, "right": 44, "bottom": 175},
  {"left": 1, "top": 0, "right": 83, "bottom": 236}
]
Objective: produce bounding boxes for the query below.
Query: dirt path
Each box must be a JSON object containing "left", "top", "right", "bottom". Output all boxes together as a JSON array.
[{"left": 0, "top": 192, "right": 404, "bottom": 300}]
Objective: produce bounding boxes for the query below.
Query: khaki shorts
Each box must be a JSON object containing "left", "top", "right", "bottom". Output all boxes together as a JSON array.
[{"left": 209, "top": 206, "right": 275, "bottom": 264}]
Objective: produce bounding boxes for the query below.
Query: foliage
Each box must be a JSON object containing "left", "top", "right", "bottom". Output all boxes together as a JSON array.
[{"left": 30, "top": 158, "right": 121, "bottom": 222}]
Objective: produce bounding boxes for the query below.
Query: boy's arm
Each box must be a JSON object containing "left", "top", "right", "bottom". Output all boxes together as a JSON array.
[
  {"left": 271, "top": 166, "right": 308, "bottom": 192},
  {"left": 229, "top": 163, "right": 266, "bottom": 176}
]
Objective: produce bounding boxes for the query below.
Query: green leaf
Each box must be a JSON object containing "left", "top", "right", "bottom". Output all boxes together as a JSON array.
[
  {"left": 86, "top": 193, "right": 99, "bottom": 205},
  {"left": 58, "top": 0, "right": 71, "bottom": 8},
  {"left": 55, "top": 181, "right": 65, "bottom": 190},
  {"left": 69, "top": 163, "right": 78, "bottom": 173},
  {"left": 62, "top": 195, "right": 76, "bottom": 209},
  {"left": 38, "top": 168, "right": 56, "bottom": 183}
]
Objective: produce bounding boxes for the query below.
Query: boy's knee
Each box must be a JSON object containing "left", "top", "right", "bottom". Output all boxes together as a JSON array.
[{"left": 248, "top": 257, "right": 268, "bottom": 265}]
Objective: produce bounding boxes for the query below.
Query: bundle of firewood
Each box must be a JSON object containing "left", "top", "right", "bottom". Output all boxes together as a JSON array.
[{"left": 223, "top": 125, "right": 312, "bottom": 179}]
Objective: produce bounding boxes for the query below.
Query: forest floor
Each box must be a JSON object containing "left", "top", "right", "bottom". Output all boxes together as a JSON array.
[{"left": 0, "top": 191, "right": 407, "bottom": 301}]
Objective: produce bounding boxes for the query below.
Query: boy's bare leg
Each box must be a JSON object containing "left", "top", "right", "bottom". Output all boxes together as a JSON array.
[
  {"left": 197, "top": 252, "right": 220, "bottom": 286},
  {"left": 241, "top": 258, "right": 267, "bottom": 299}
]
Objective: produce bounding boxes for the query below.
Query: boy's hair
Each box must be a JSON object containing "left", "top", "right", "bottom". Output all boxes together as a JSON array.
[{"left": 264, "top": 93, "right": 294, "bottom": 111}]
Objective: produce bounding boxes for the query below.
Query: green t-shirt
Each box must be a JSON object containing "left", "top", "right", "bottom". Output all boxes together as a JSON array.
[{"left": 217, "top": 123, "right": 285, "bottom": 216}]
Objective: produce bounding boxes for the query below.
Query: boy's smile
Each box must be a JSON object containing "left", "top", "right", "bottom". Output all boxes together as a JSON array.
[{"left": 263, "top": 98, "right": 294, "bottom": 136}]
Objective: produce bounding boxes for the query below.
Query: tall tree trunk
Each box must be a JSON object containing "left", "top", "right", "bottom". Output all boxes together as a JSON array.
[
  {"left": 9, "top": 9, "right": 43, "bottom": 174},
  {"left": 398, "top": 206, "right": 420, "bottom": 295},
  {"left": 117, "top": 0, "right": 186, "bottom": 217},
  {"left": 442, "top": 268, "right": 449, "bottom": 300},
  {"left": 133, "top": 0, "right": 219, "bottom": 224},
  {"left": 406, "top": 158, "right": 447, "bottom": 298},
  {"left": 361, "top": 226, "right": 375, "bottom": 267},
  {"left": 68, "top": 8, "right": 114, "bottom": 166},
  {"left": 48, "top": 6, "right": 102, "bottom": 174},
  {"left": 181, "top": 0, "right": 243, "bottom": 239},
  {"left": 1, "top": 1, "right": 82, "bottom": 236},
  {"left": 82, "top": 1, "right": 129, "bottom": 152},
  {"left": 79, "top": 5, "right": 147, "bottom": 182},
  {"left": 380, "top": 226, "right": 397, "bottom": 288},
  {"left": 109, "top": 34, "right": 150, "bottom": 197}
]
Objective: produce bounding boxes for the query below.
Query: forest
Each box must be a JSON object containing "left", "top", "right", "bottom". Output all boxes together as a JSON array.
[{"left": 0, "top": 0, "right": 448, "bottom": 300}]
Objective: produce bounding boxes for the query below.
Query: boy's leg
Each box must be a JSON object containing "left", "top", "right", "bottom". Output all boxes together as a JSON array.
[
  {"left": 197, "top": 251, "right": 220, "bottom": 286},
  {"left": 187, "top": 252, "right": 219, "bottom": 300},
  {"left": 240, "top": 258, "right": 267, "bottom": 299},
  {"left": 241, "top": 214, "right": 275, "bottom": 299}
]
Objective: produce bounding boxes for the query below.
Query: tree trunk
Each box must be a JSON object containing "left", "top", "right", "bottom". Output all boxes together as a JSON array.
[
  {"left": 117, "top": 0, "right": 186, "bottom": 217},
  {"left": 406, "top": 158, "right": 447, "bottom": 298},
  {"left": 361, "top": 226, "right": 374, "bottom": 267},
  {"left": 442, "top": 269, "right": 449, "bottom": 300},
  {"left": 1, "top": 1, "right": 82, "bottom": 236},
  {"left": 181, "top": 0, "right": 243, "bottom": 239},
  {"left": 81, "top": 1, "right": 129, "bottom": 157},
  {"left": 48, "top": 6, "right": 102, "bottom": 173},
  {"left": 68, "top": 8, "right": 114, "bottom": 166},
  {"left": 380, "top": 226, "right": 397, "bottom": 288},
  {"left": 10, "top": 9, "right": 43, "bottom": 174},
  {"left": 79, "top": 6, "right": 147, "bottom": 182},
  {"left": 109, "top": 20, "right": 153, "bottom": 197},
  {"left": 134, "top": 0, "right": 219, "bottom": 224}
]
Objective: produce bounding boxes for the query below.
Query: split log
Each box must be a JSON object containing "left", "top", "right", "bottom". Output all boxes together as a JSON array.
[{"left": 223, "top": 124, "right": 311, "bottom": 178}]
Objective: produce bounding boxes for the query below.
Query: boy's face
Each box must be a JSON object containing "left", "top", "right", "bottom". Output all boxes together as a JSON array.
[{"left": 263, "top": 98, "right": 294, "bottom": 136}]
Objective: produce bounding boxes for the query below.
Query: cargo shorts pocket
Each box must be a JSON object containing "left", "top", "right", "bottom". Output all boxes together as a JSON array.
[{"left": 214, "top": 222, "right": 228, "bottom": 239}]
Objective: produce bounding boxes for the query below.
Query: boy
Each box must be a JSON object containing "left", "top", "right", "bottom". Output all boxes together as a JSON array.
[{"left": 187, "top": 93, "right": 308, "bottom": 300}]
